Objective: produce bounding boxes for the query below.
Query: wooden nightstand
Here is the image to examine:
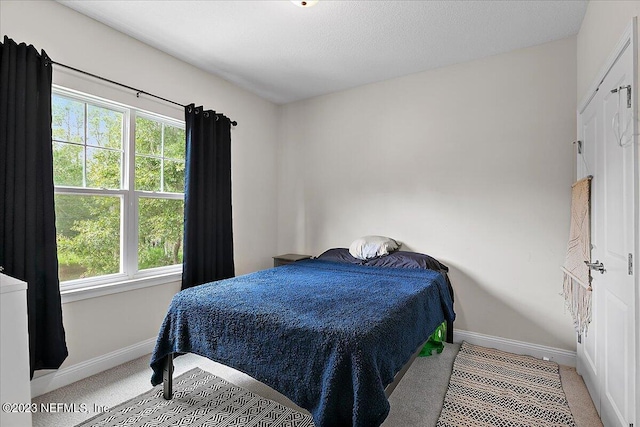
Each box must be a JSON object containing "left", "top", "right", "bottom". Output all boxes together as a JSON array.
[{"left": 273, "top": 253, "right": 312, "bottom": 267}]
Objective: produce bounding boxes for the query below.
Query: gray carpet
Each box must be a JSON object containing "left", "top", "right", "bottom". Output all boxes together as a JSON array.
[
  {"left": 32, "top": 343, "right": 600, "bottom": 427},
  {"left": 383, "top": 344, "right": 457, "bottom": 426}
]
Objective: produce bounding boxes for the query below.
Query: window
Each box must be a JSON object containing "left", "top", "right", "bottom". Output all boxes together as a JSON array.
[{"left": 52, "top": 89, "right": 185, "bottom": 288}]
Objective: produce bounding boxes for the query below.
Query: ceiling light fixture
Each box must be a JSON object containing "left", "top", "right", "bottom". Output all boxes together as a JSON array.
[{"left": 291, "top": 0, "right": 318, "bottom": 7}]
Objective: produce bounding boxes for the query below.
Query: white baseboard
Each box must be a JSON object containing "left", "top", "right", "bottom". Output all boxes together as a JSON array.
[
  {"left": 31, "top": 337, "right": 156, "bottom": 398},
  {"left": 30, "top": 331, "right": 576, "bottom": 398},
  {"left": 453, "top": 329, "right": 577, "bottom": 367}
]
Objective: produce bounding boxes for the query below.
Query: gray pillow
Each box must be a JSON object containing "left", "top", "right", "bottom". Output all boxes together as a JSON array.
[
  {"left": 315, "top": 248, "right": 363, "bottom": 264},
  {"left": 363, "top": 251, "right": 448, "bottom": 272}
]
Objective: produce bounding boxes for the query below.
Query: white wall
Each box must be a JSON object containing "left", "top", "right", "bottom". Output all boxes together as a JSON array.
[
  {"left": 278, "top": 37, "right": 578, "bottom": 351},
  {"left": 1, "top": 0, "right": 280, "bottom": 368}
]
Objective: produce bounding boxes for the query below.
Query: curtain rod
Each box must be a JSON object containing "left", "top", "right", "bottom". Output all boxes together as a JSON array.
[{"left": 50, "top": 60, "right": 238, "bottom": 126}]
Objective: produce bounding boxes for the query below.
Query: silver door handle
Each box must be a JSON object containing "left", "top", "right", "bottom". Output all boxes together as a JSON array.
[{"left": 585, "top": 260, "right": 606, "bottom": 274}]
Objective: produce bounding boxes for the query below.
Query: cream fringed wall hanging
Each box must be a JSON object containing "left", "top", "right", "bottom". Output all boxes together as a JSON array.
[{"left": 561, "top": 176, "right": 592, "bottom": 335}]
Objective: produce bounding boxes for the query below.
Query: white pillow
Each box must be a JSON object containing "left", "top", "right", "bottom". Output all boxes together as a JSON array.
[{"left": 349, "top": 236, "right": 401, "bottom": 260}]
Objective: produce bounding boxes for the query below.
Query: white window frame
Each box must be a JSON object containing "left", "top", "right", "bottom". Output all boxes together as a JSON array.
[{"left": 53, "top": 86, "right": 185, "bottom": 301}]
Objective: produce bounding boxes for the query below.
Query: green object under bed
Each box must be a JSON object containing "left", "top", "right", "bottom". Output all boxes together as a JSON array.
[{"left": 419, "top": 321, "right": 446, "bottom": 356}]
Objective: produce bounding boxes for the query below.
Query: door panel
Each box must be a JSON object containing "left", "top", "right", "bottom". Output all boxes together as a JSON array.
[
  {"left": 599, "top": 43, "right": 634, "bottom": 427},
  {"left": 577, "top": 36, "right": 636, "bottom": 427},
  {"left": 603, "top": 292, "right": 628, "bottom": 423},
  {"left": 603, "top": 93, "right": 624, "bottom": 258}
]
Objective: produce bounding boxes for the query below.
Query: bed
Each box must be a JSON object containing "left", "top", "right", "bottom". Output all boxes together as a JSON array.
[{"left": 150, "top": 249, "right": 455, "bottom": 427}]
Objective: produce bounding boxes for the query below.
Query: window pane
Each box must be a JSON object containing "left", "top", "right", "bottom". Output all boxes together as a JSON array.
[
  {"left": 55, "top": 195, "right": 121, "bottom": 281},
  {"left": 164, "top": 125, "right": 185, "bottom": 160},
  {"left": 163, "top": 160, "right": 185, "bottom": 193},
  {"left": 138, "top": 198, "right": 184, "bottom": 269},
  {"left": 87, "top": 105, "right": 123, "bottom": 149},
  {"left": 87, "top": 148, "right": 121, "bottom": 189},
  {"left": 135, "top": 155, "right": 161, "bottom": 191},
  {"left": 135, "top": 116, "right": 162, "bottom": 156},
  {"left": 52, "top": 95, "right": 84, "bottom": 144},
  {"left": 53, "top": 142, "right": 83, "bottom": 187}
]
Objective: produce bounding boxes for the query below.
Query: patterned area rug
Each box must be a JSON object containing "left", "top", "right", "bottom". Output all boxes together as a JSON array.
[
  {"left": 76, "top": 368, "right": 314, "bottom": 427},
  {"left": 437, "top": 342, "right": 576, "bottom": 427}
]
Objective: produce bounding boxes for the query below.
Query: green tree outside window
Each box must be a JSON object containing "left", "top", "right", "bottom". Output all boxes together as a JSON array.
[{"left": 52, "top": 93, "right": 185, "bottom": 282}]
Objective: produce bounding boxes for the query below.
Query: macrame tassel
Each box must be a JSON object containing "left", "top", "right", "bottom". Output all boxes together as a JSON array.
[
  {"left": 562, "top": 273, "right": 592, "bottom": 335},
  {"left": 562, "top": 177, "right": 593, "bottom": 337}
]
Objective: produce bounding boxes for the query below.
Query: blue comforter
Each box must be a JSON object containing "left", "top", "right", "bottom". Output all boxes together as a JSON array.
[{"left": 150, "top": 260, "right": 455, "bottom": 427}]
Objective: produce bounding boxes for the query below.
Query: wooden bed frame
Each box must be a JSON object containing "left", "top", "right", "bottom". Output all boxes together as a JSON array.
[{"left": 161, "top": 318, "right": 454, "bottom": 401}]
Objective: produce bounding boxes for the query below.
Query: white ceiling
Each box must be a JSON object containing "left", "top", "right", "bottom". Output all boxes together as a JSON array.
[{"left": 57, "top": 0, "right": 588, "bottom": 105}]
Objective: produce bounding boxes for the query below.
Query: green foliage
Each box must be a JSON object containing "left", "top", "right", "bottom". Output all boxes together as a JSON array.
[
  {"left": 52, "top": 96, "right": 84, "bottom": 144},
  {"left": 138, "top": 198, "right": 184, "bottom": 269},
  {"left": 87, "top": 104, "right": 122, "bottom": 149},
  {"left": 87, "top": 148, "right": 121, "bottom": 189},
  {"left": 135, "top": 116, "right": 162, "bottom": 156},
  {"left": 55, "top": 195, "right": 120, "bottom": 281},
  {"left": 53, "top": 95, "right": 186, "bottom": 281},
  {"left": 53, "top": 142, "right": 83, "bottom": 187},
  {"left": 164, "top": 159, "right": 185, "bottom": 193},
  {"left": 163, "top": 125, "right": 186, "bottom": 159},
  {"left": 135, "top": 115, "right": 185, "bottom": 193},
  {"left": 135, "top": 155, "right": 161, "bottom": 191}
]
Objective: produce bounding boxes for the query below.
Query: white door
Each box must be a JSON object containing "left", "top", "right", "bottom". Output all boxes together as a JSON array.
[{"left": 577, "top": 33, "right": 636, "bottom": 427}]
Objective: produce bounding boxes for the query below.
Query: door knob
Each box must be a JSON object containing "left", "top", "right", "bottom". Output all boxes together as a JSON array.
[{"left": 585, "top": 260, "right": 606, "bottom": 274}]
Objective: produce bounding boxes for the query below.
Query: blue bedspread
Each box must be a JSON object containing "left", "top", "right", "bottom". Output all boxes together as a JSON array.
[{"left": 150, "top": 260, "right": 455, "bottom": 427}]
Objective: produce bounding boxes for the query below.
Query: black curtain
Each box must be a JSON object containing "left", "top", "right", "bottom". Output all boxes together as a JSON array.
[
  {"left": 0, "top": 36, "right": 68, "bottom": 376},
  {"left": 182, "top": 104, "right": 234, "bottom": 290}
]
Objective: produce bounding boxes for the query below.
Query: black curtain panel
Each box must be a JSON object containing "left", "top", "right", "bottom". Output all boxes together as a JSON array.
[
  {"left": 182, "top": 104, "right": 234, "bottom": 290},
  {"left": 0, "top": 36, "right": 68, "bottom": 376}
]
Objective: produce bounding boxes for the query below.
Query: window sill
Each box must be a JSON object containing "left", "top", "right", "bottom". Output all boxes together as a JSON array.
[{"left": 60, "top": 272, "right": 182, "bottom": 303}]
